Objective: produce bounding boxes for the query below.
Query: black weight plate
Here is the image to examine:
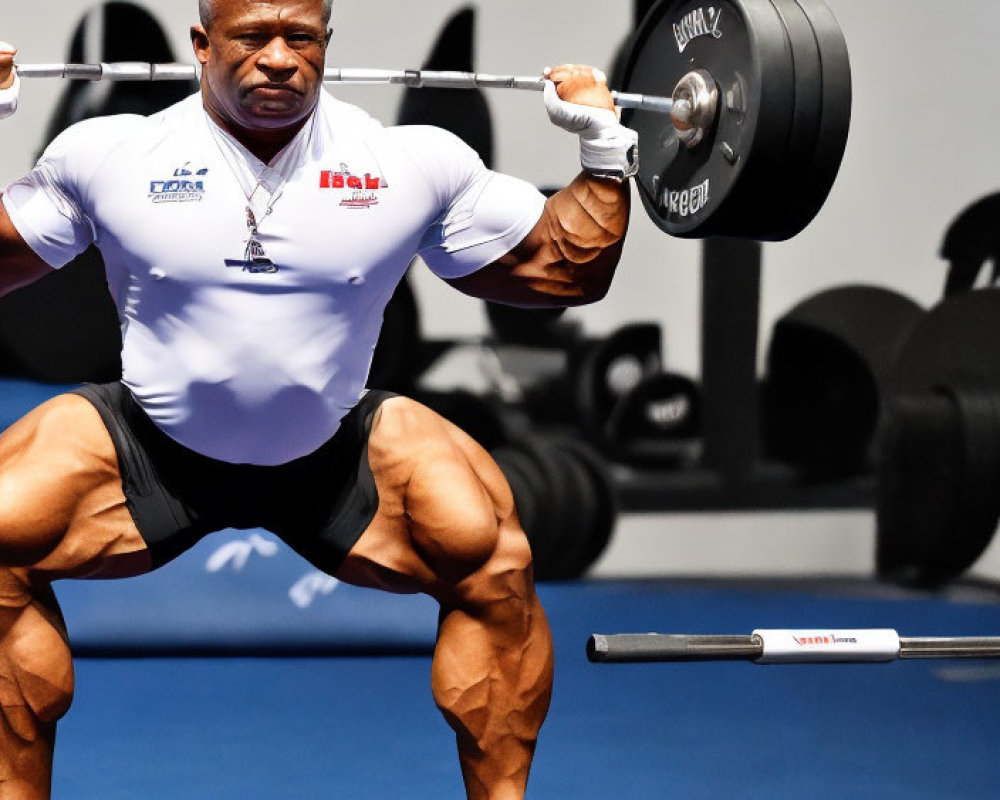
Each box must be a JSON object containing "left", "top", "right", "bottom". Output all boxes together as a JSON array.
[
  {"left": 791, "top": 0, "right": 852, "bottom": 233},
  {"left": 764, "top": 0, "right": 824, "bottom": 240},
  {"left": 940, "top": 193, "right": 1000, "bottom": 298},
  {"left": 878, "top": 290, "right": 1000, "bottom": 586},
  {"left": 876, "top": 385, "right": 1000, "bottom": 587},
  {"left": 549, "top": 436, "right": 619, "bottom": 573},
  {"left": 763, "top": 285, "right": 924, "bottom": 477},
  {"left": 620, "top": 0, "right": 796, "bottom": 239},
  {"left": 573, "top": 323, "right": 663, "bottom": 446},
  {"left": 876, "top": 391, "right": 966, "bottom": 587},
  {"left": 607, "top": 371, "right": 703, "bottom": 466},
  {"left": 889, "top": 289, "right": 1000, "bottom": 397},
  {"left": 507, "top": 436, "right": 578, "bottom": 581},
  {"left": 541, "top": 439, "right": 601, "bottom": 580},
  {"left": 608, "top": 371, "right": 701, "bottom": 440},
  {"left": 949, "top": 383, "right": 1000, "bottom": 521},
  {"left": 490, "top": 446, "right": 546, "bottom": 558}
]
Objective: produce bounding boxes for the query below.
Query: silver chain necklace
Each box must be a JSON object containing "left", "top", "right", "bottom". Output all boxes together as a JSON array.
[{"left": 208, "top": 114, "right": 314, "bottom": 274}]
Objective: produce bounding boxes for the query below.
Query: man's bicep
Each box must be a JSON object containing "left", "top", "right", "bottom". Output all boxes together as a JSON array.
[
  {"left": 443, "top": 215, "right": 554, "bottom": 304},
  {"left": 0, "top": 194, "right": 57, "bottom": 297},
  {"left": 419, "top": 173, "right": 546, "bottom": 279}
]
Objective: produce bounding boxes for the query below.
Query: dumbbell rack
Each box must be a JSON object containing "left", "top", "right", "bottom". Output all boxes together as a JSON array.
[{"left": 614, "top": 239, "right": 875, "bottom": 512}]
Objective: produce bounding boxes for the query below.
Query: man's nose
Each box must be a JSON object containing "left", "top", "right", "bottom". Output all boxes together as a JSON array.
[{"left": 257, "top": 37, "right": 298, "bottom": 77}]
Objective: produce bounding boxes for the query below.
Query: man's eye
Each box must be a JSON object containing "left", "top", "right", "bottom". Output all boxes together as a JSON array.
[
  {"left": 287, "top": 33, "right": 322, "bottom": 47},
  {"left": 236, "top": 33, "right": 268, "bottom": 45}
]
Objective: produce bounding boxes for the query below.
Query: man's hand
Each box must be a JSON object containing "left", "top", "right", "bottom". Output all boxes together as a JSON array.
[
  {"left": 0, "top": 42, "right": 16, "bottom": 91},
  {"left": 0, "top": 41, "right": 20, "bottom": 121},
  {"left": 543, "top": 63, "right": 638, "bottom": 183},
  {"left": 545, "top": 64, "right": 616, "bottom": 114}
]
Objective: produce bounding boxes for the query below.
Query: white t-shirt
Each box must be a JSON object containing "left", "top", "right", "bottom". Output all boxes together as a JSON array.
[{"left": 3, "top": 91, "right": 546, "bottom": 465}]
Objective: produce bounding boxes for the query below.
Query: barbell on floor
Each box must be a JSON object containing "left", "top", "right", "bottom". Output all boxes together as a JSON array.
[
  {"left": 12, "top": 0, "right": 853, "bottom": 242},
  {"left": 587, "top": 630, "right": 1000, "bottom": 664}
]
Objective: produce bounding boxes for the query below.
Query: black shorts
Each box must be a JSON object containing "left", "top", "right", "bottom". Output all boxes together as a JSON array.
[{"left": 73, "top": 382, "right": 393, "bottom": 571}]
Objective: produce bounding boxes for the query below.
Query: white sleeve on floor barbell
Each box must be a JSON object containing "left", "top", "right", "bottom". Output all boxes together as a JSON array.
[{"left": 752, "top": 629, "right": 901, "bottom": 664}]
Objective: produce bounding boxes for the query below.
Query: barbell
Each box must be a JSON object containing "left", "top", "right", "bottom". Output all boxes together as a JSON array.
[
  {"left": 15, "top": 63, "right": 679, "bottom": 114},
  {"left": 587, "top": 630, "right": 1000, "bottom": 664},
  {"left": 11, "top": 0, "right": 852, "bottom": 242}
]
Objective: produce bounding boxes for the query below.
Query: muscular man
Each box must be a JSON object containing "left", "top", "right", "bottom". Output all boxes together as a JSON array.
[{"left": 0, "top": 1, "right": 634, "bottom": 797}]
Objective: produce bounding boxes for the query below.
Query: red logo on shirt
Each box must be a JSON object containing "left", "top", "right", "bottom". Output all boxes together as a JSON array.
[{"left": 319, "top": 163, "right": 387, "bottom": 209}]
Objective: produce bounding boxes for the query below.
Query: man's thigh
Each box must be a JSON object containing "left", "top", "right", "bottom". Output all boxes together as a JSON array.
[
  {"left": 0, "top": 394, "right": 150, "bottom": 580},
  {"left": 334, "top": 396, "right": 521, "bottom": 595}
]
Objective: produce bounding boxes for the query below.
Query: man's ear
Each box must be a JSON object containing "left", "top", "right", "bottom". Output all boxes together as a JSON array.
[
  {"left": 325, "top": 28, "right": 333, "bottom": 45},
  {"left": 191, "top": 25, "right": 211, "bottom": 65}
]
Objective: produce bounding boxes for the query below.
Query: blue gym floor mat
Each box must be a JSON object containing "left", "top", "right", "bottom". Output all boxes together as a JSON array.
[
  {"left": 53, "top": 580, "right": 1000, "bottom": 800},
  {"left": 0, "top": 377, "right": 76, "bottom": 428},
  {"left": 56, "top": 530, "right": 441, "bottom": 654}
]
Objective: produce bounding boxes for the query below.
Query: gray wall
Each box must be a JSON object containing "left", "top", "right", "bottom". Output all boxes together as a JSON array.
[{"left": 3, "top": 1, "right": 1000, "bottom": 579}]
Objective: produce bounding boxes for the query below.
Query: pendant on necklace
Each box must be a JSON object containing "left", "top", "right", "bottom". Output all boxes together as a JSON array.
[{"left": 224, "top": 205, "right": 279, "bottom": 274}]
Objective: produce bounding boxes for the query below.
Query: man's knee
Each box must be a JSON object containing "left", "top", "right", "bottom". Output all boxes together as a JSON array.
[{"left": 468, "top": 522, "right": 535, "bottom": 602}]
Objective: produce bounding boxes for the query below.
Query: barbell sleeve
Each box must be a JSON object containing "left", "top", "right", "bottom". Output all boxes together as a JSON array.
[
  {"left": 900, "top": 637, "right": 1000, "bottom": 659},
  {"left": 13, "top": 62, "right": 674, "bottom": 114},
  {"left": 587, "top": 634, "right": 764, "bottom": 662},
  {"left": 587, "top": 630, "right": 1000, "bottom": 664}
]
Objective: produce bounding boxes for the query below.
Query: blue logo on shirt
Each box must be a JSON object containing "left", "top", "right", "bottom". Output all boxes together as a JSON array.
[{"left": 149, "top": 164, "right": 210, "bottom": 203}]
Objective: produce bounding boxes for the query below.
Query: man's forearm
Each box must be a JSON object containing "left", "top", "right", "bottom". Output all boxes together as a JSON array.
[{"left": 537, "top": 171, "right": 630, "bottom": 300}]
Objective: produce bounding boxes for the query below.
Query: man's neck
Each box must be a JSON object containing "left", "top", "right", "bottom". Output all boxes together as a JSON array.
[{"left": 205, "top": 107, "right": 310, "bottom": 165}]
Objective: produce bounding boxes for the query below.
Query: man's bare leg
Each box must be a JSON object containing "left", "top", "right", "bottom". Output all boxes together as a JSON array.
[
  {"left": 336, "top": 397, "right": 555, "bottom": 800},
  {"left": 0, "top": 395, "right": 151, "bottom": 799}
]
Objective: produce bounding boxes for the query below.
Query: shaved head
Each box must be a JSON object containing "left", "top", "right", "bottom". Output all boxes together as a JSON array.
[{"left": 198, "top": 0, "right": 333, "bottom": 29}]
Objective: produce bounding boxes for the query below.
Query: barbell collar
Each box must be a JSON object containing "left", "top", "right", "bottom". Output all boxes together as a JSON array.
[
  {"left": 14, "top": 62, "right": 675, "bottom": 115},
  {"left": 62, "top": 63, "right": 104, "bottom": 81},
  {"left": 151, "top": 63, "right": 201, "bottom": 82},
  {"left": 670, "top": 69, "right": 719, "bottom": 149},
  {"left": 11, "top": 63, "right": 68, "bottom": 78}
]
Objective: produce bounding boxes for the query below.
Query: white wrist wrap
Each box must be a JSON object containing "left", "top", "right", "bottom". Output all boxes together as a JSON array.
[
  {"left": 0, "top": 72, "right": 19, "bottom": 121},
  {"left": 544, "top": 81, "right": 638, "bottom": 182}
]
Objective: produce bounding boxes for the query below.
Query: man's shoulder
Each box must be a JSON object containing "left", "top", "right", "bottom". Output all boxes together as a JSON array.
[
  {"left": 318, "top": 89, "right": 384, "bottom": 132},
  {"left": 315, "top": 91, "right": 479, "bottom": 157},
  {"left": 382, "top": 123, "right": 471, "bottom": 150},
  {"left": 45, "top": 94, "right": 201, "bottom": 158}
]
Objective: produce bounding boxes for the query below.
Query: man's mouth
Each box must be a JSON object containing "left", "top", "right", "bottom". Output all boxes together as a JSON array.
[
  {"left": 245, "top": 84, "right": 303, "bottom": 112},
  {"left": 250, "top": 84, "right": 301, "bottom": 97}
]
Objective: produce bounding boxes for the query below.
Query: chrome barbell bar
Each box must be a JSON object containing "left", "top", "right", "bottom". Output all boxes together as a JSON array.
[
  {"left": 587, "top": 630, "right": 1000, "bottom": 664},
  {"left": 13, "top": 62, "right": 676, "bottom": 115}
]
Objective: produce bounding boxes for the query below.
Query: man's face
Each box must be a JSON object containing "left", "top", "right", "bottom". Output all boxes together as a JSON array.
[{"left": 192, "top": 0, "right": 330, "bottom": 132}]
